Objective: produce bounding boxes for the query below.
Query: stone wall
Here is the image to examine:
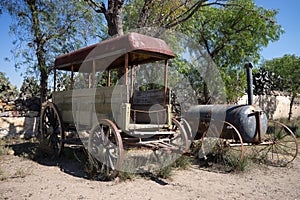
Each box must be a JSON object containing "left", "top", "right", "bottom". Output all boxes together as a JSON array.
[
  {"left": 0, "top": 117, "right": 39, "bottom": 139},
  {"left": 238, "top": 94, "right": 300, "bottom": 120}
]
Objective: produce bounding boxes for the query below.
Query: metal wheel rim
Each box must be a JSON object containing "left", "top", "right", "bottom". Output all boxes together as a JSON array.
[
  {"left": 170, "top": 118, "right": 189, "bottom": 153},
  {"left": 256, "top": 120, "right": 298, "bottom": 166},
  {"left": 180, "top": 118, "right": 193, "bottom": 140},
  {"left": 88, "top": 119, "right": 124, "bottom": 180},
  {"left": 201, "top": 121, "right": 244, "bottom": 169}
]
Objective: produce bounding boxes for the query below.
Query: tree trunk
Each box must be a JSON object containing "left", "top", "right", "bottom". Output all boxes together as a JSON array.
[
  {"left": 105, "top": 4, "right": 124, "bottom": 36},
  {"left": 85, "top": 0, "right": 124, "bottom": 36},
  {"left": 39, "top": 62, "right": 48, "bottom": 104},
  {"left": 288, "top": 94, "right": 296, "bottom": 121},
  {"left": 27, "top": 0, "right": 48, "bottom": 104},
  {"left": 203, "top": 83, "right": 210, "bottom": 104}
]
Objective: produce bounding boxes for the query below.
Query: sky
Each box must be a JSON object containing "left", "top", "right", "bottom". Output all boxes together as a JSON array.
[{"left": 0, "top": 0, "right": 300, "bottom": 89}]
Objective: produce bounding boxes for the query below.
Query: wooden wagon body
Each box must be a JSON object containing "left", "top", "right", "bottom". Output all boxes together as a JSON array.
[{"left": 52, "top": 32, "right": 175, "bottom": 130}]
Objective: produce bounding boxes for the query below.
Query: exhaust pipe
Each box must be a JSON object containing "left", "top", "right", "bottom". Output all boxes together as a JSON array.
[{"left": 245, "top": 63, "right": 254, "bottom": 105}]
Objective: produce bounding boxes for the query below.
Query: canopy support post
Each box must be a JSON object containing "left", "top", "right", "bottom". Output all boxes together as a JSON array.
[
  {"left": 163, "top": 59, "right": 168, "bottom": 108},
  {"left": 92, "top": 60, "right": 96, "bottom": 88},
  {"left": 125, "top": 53, "right": 129, "bottom": 102},
  {"left": 125, "top": 53, "right": 129, "bottom": 85},
  {"left": 70, "top": 65, "right": 74, "bottom": 90},
  {"left": 130, "top": 65, "right": 135, "bottom": 101},
  {"left": 107, "top": 69, "right": 111, "bottom": 86},
  {"left": 53, "top": 68, "right": 56, "bottom": 92}
]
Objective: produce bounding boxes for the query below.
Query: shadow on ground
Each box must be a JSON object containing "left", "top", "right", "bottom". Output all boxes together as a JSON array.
[
  {"left": 6, "top": 140, "right": 174, "bottom": 185},
  {"left": 7, "top": 141, "right": 88, "bottom": 179}
]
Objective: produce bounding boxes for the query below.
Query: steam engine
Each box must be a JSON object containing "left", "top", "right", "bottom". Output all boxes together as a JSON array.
[{"left": 184, "top": 63, "right": 268, "bottom": 143}]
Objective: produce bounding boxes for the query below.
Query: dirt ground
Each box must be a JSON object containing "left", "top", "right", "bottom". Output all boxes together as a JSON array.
[{"left": 0, "top": 142, "right": 299, "bottom": 200}]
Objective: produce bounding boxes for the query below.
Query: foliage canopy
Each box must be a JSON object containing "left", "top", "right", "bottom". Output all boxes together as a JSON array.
[
  {"left": 1, "top": 0, "right": 284, "bottom": 103},
  {"left": 1, "top": 0, "right": 103, "bottom": 102},
  {"left": 261, "top": 54, "right": 300, "bottom": 95},
  {"left": 260, "top": 54, "right": 300, "bottom": 120}
]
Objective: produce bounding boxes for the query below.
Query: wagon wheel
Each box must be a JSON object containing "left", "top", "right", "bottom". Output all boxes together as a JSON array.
[
  {"left": 201, "top": 121, "right": 244, "bottom": 170},
  {"left": 169, "top": 118, "right": 189, "bottom": 153},
  {"left": 180, "top": 118, "right": 193, "bottom": 140},
  {"left": 39, "top": 102, "right": 64, "bottom": 156},
  {"left": 87, "top": 119, "right": 124, "bottom": 180},
  {"left": 254, "top": 120, "right": 298, "bottom": 166}
]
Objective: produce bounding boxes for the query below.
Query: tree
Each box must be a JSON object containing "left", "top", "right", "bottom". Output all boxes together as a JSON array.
[
  {"left": 19, "top": 77, "right": 40, "bottom": 99},
  {"left": 261, "top": 54, "right": 300, "bottom": 120},
  {"left": 85, "top": 0, "right": 234, "bottom": 36},
  {"left": 0, "top": 72, "right": 18, "bottom": 103},
  {"left": 1, "top": 0, "right": 103, "bottom": 103},
  {"left": 121, "top": 0, "right": 283, "bottom": 103},
  {"left": 180, "top": 0, "right": 283, "bottom": 103},
  {"left": 253, "top": 68, "right": 283, "bottom": 95},
  {"left": 1, "top": 0, "right": 283, "bottom": 104}
]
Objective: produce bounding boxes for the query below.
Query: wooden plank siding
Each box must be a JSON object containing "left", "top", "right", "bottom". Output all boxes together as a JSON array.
[{"left": 52, "top": 85, "right": 129, "bottom": 128}]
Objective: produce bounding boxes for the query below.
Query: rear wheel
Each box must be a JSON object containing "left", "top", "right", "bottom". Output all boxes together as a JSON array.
[
  {"left": 254, "top": 120, "right": 298, "bottom": 166},
  {"left": 39, "top": 102, "right": 64, "bottom": 157}
]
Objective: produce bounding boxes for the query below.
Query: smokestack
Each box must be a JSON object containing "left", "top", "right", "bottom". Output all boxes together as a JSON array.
[{"left": 245, "top": 63, "right": 254, "bottom": 105}]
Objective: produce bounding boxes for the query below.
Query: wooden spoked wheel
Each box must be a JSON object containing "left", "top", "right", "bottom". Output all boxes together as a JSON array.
[
  {"left": 39, "top": 102, "right": 65, "bottom": 156},
  {"left": 169, "top": 118, "right": 190, "bottom": 153},
  {"left": 201, "top": 121, "right": 244, "bottom": 169},
  {"left": 88, "top": 119, "right": 124, "bottom": 180},
  {"left": 254, "top": 120, "right": 298, "bottom": 166}
]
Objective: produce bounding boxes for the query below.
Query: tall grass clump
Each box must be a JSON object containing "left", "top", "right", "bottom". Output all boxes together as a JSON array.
[
  {"left": 0, "top": 139, "right": 13, "bottom": 156},
  {"left": 278, "top": 117, "right": 300, "bottom": 138}
]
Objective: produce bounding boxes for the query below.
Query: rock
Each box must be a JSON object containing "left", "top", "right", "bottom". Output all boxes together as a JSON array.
[
  {"left": 7, "top": 149, "right": 15, "bottom": 155},
  {"left": 0, "top": 128, "right": 9, "bottom": 139},
  {"left": 0, "top": 117, "right": 39, "bottom": 138}
]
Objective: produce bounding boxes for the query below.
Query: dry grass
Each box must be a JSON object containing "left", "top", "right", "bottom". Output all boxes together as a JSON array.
[
  {"left": 13, "top": 168, "right": 28, "bottom": 178},
  {"left": 278, "top": 117, "right": 300, "bottom": 138},
  {"left": 0, "top": 168, "right": 7, "bottom": 181},
  {"left": 0, "top": 139, "right": 13, "bottom": 156}
]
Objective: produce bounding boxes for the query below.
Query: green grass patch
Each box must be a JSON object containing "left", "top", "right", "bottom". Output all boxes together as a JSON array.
[
  {"left": 189, "top": 138, "right": 249, "bottom": 172},
  {"left": 157, "top": 164, "right": 173, "bottom": 179}
]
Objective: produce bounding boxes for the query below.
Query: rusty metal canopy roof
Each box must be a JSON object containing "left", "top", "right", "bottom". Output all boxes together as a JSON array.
[{"left": 55, "top": 32, "right": 175, "bottom": 72}]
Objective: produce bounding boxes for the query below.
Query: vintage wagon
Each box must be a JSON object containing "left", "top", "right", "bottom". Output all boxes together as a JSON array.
[{"left": 38, "top": 32, "right": 189, "bottom": 178}]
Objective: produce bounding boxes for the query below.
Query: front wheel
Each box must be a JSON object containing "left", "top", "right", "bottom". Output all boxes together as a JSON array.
[
  {"left": 201, "top": 121, "right": 245, "bottom": 170},
  {"left": 169, "top": 118, "right": 190, "bottom": 153},
  {"left": 87, "top": 119, "right": 124, "bottom": 180}
]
